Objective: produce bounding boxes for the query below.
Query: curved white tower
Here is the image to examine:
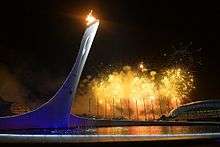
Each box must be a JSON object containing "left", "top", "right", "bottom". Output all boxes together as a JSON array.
[{"left": 0, "top": 14, "right": 99, "bottom": 130}]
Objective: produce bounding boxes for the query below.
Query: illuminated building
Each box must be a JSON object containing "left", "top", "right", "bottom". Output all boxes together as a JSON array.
[{"left": 168, "top": 100, "right": 220, "bottom": 121}]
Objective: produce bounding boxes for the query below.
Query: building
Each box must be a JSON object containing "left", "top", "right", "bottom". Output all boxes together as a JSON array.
[{"left": 168, "top": 100, "right": 220, "bottom": 121}]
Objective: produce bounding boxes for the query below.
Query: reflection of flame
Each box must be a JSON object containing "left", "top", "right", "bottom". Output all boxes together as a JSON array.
[
  {"left": 96, "top": 126, "right": 190, "bottom": 135},
  {"left": 86, "top": 10, "right": 96, "bottom": 25}
]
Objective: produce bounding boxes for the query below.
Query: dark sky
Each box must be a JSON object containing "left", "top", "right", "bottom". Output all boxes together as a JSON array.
[{"left": 0, "top": 0, "right": 219, "bottom": 104}]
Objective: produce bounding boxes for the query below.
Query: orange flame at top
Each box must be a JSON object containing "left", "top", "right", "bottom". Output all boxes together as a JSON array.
[{"left": 86, "top": 10, "right": 96, "bottom": 25}]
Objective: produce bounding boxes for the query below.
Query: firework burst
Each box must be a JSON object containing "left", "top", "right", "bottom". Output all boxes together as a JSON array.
[{"left": 74, "top": 63, "right": 195, "bottom": 120}]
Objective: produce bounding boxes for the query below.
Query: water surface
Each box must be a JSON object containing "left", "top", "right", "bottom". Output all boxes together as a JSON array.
[{"left": 1, "top": 126, "right": 220, "bottom": 135}]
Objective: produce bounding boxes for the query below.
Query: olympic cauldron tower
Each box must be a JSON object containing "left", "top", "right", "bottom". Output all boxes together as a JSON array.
[{"left": 0, "top": 12, "right": 99, "bottom": 130}]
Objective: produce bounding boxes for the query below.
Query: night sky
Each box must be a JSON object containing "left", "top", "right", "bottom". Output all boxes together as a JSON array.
[{"left": 0, "top": 1, "right": 219, "bottom": 106}]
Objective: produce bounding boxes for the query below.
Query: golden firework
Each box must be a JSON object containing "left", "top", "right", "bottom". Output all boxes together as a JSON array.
[{"left": 75, "top": 64, "right": 195, "bottom": 120}]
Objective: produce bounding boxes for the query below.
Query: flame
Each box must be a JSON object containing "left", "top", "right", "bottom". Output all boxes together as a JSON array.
[{"left": 86, "top": 10, "right": 96, "bottom": 25}]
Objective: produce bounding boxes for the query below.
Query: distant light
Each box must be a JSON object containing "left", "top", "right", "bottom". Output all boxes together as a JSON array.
[
  {"left": 86, "top": 10, "right": 96, "bottom": 25},
  {"left": 139, "top": 63, "right": 144, "bottom": 69},
  {"left": 139, "top": 62, "right": 147, "bottom": 72}
]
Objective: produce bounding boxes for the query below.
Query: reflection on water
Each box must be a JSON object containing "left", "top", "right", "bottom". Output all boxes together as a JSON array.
[
  {"left": 95, "top": 126, "right": 220, "bottom": 135},
  {"left": 1, "top": 126, "right": 220, "bottom": 135}
]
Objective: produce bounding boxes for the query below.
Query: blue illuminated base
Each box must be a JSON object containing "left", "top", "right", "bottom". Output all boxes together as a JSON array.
[{"left": 0, "top": 21, "right": 99, "bottom": 130}]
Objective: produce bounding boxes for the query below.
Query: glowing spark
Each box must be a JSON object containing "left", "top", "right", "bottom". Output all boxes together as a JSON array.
[
  {"left": 76, "top": 63, "right": 195, "bottom": 120},
  {"left": 139, "top": 63, "right": 144, "bottom": 69},
  {"left": 99, "top": 100, "right": 103, "bottom": 104},
  {"left": 86, "top": 10, "right": 96, "bottom": 25},
  {"left": 149, "top": 96, "right": 155, "bottom": 100},
  {"left": 139, "top": 62, "right": 147, "bottom": 72},
  {"left": 159, "top": 68, "right": 194, "bottom": 107}
]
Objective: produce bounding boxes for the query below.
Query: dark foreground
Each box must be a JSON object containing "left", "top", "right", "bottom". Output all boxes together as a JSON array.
[
  {"left": 0, "top": 133, "right": 220, "bottom": 147},
  {"left": 1, "top": 124, "right": 220, "bottom": 146},
  {"left": 0, "top": 133, "right": 220, "bottom": 143}
]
